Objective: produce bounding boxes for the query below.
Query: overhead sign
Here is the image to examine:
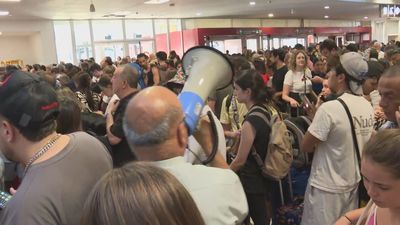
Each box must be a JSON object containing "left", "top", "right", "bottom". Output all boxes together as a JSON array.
[{"left": 380, "top": 4, "right": 400, "bottom": 17}]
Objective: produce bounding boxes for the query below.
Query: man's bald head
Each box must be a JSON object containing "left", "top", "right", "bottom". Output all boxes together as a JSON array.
[{"left": 123, "top": 86, "right": 185, "bottom": 148}]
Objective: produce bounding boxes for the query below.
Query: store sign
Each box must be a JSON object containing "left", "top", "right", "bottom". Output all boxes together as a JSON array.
[
  {"left": 238, "top": 29, "right": 261, "bottom": 35},
  {"left": 380, "top": 4, "right": 400, "bottom": 17}
]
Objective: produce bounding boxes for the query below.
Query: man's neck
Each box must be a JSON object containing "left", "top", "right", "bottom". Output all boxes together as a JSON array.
[
  {"left": 334, "top": 85, "right": 351, "bottom": 97},
  {"left": 18, "top": 132, "right": 57, "bottom": 166},
  {"left": 118, "top": 88, "right": 137, "bottom": 100},
  {"left": 134, "top": 141, "right": 184, "bottom": 162},
  {"left": 276, "top": 61, "right": 285, "bottom": 70}
]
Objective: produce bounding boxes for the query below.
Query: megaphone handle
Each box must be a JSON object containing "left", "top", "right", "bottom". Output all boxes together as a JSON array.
[{"left": 201, "top": 111, "right": 219, "bottom": 165}]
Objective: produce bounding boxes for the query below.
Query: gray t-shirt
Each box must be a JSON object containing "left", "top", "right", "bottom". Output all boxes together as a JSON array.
[{"left": 0, "top": 132, "right": 112, "bottom": 225}]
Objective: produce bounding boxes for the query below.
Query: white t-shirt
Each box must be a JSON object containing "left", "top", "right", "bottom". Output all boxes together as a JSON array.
[
  {"left": 307, "top": 93, "right": 374, "bottom": 193},
  {"left": 283, "top": 69, "right": 313, "bottom": 93},
  {"left": 150, "top": 157, "right": 248, "bottom": 225},
  {"left": 185, "top": 105, "right": 226, "bottom": 164},
  {"left": 105, "top": 94, "right": 120, "bottom": 113},
  {"left": 369, "top": 90, "right": 381, "bottom": 109}
]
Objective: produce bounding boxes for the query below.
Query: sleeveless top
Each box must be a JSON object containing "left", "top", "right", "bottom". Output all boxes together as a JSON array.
[{"left": 356, "top": 200, "right": 377, "bottom": 225}]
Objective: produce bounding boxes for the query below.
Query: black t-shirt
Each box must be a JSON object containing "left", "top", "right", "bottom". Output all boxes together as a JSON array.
[
  {"left": 110, "top": 91, "right": 138, "bottom": 167},
  {"left": 272, "top": 65, "right": 288, "bottom": 92},
  {"left": 239, "top": 103, "right": 271, "bottom": 194},
  {"left": 312, "top": 71, "right": 326, "bottom": 95}
]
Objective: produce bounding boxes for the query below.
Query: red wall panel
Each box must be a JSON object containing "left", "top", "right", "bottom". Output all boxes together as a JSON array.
[
  {"left": 155, "top": 33, "right": 168, "bottom": 53},
  {"left": 183, "top": 29, "right": 199, "bottom": 52},
  {"left": 170, "top": 31, "right": 183, "bottom": 58}
]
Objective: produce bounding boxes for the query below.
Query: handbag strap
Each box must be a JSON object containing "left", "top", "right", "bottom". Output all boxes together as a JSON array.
[{"left": 337, "top": 98, "right": 361, "bottom": 169}]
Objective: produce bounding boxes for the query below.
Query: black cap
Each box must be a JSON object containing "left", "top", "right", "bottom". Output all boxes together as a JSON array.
[{"left": 0, "top": 71, "right": 59, "bottom": 130}]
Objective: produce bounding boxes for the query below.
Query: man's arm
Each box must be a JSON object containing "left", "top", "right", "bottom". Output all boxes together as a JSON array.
[
  {"left": 193, "top": 115, "right": 229, "bottom": 169},
  {"left": 300, "top": 131, "right": 322, "bottom": 153},
  {"left": 105, "top": 99, "right": 122, "bottom": 145}
]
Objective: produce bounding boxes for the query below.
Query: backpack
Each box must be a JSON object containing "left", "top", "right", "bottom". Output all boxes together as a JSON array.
[{"left": 248, "top": 105, "right": 293, "bottom": 181}]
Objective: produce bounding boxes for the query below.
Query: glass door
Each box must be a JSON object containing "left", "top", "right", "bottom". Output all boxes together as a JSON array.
[
  {"left": 246, "top": 38, "right": 258, "bottom": 52},
  {"left": 94, "top": 42, "right": 124, "bottom": 63},
  {"left": 128, "top": 40, "right": 154, "bottom": 57}
]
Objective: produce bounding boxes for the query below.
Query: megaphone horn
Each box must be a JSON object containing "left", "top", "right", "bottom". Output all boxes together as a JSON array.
[{"left": 178, "top": 46, "right": 233, "bottom": 134}]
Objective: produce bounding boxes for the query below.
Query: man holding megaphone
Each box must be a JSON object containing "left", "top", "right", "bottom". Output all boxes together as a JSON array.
[
  {"left": 123, "top": 86, "right": 248, "bottom": 225},
  {"left": 122, "top": 46, "right": 249, "bottom": 225}
]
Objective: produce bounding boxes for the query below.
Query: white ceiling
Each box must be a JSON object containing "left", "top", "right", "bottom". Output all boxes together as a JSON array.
[{"left": 0, "top": 0, "right": 394, "bottom": 20}]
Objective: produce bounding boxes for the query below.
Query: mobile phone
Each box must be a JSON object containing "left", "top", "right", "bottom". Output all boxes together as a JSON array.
[
  {"left": 299, "top": 93, "right": 313, "bottom": 108},
  {"left": 0, "top": 191, "right": 12, "bottom": 210}
]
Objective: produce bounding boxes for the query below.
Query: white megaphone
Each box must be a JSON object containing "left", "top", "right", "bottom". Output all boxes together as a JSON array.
[{"left": 178, "top": 46, "right": 233, "bottom": 135}]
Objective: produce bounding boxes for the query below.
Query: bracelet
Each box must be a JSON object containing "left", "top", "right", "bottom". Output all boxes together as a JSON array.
[{"left": 343, "top": 215, "right": 352, "bottom": 224}]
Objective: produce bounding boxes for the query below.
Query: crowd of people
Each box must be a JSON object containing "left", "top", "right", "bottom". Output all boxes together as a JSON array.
[{"left": 0, "top": 38, "right": 400, "bottom": 225}]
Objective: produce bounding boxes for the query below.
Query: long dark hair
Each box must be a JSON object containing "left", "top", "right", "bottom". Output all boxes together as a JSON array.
[
  {"left": 56, "top": 97, "right": 82, "bottom": 134},
  {"left": 234, "top": 69, "right": 275, "bottom": 105},
  {"left": 77, "top": 72, "right": 96, "bottom": 111}
]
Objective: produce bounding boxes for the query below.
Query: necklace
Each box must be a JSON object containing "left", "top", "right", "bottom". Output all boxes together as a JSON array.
[{"left": 23, "top": 134, "right": 62, "bottom": 176}]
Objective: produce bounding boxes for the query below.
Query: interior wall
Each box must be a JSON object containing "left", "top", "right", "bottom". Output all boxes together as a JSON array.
[
  {"left": 0, "top": 36, "right": 37, "bottom": 65},
  {"left": 183, "top": 18, "right": 363, "bottom": 29},
  {"left": 372, "top": 18, "right": 400, "bottom": 43},
  {"left": 0, "top": 20, "right": 57, "bottom": 65}
]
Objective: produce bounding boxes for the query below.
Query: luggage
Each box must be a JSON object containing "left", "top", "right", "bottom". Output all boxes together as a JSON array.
[
  {"left": 276, "top": 196, "right": 304, "bottom": 225},
  {"left": 275, "top": 168, "right": 309, "bottom": 225},
  {"left": 284, "top": 116, "right": 312, "bottom": 168}
]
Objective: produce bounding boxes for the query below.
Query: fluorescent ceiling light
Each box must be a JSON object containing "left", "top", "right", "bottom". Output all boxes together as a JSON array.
[
  {"left": 364, "top": 16, "right": 369, "bottom": 19},
  {"left": 324, "top": 6, "right": 330, "bottom": 9},
  {"left": 144, "top": 0, "right": 170, "bottom": 4},
  {"left": 249, "top": 1, "right": 256, "bottom": 5},
  {"left": 0, "top": 0, "right": 20, "bottom": 2},
  {"left": 268, "top": 13, "right": 274, "bottom": 17},
  {"left": 196, "top": 12, "right": 202, "bottom": 16},
  {"left": 324, "top": 15, "right": 329, "bottom": 18},
  {"left": 0, "top": 11, "right": 10, "bottom": 16}
]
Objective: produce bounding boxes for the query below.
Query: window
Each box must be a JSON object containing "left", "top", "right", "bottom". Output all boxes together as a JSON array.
[
  {"left": 154, "top": 19, "right": 168, "bottom": 53},
  {"left": 246, "top": 39, "right": 257, "bottom": 51},
  {"left": 128, "top": 41, "right": 154, "bottom": 57},
  {"left": 92, "top": 20, "right": 124, "bottom": 41},
  {"left": 74, "top": 21, "right": 93, "bottom": 60},
  {"left": 54, "top": 21, "right": 74, "bottom": 63},
  {"left": 94, "top": 43, "right": 124, "bottom": 63},
  {"left": 272, "top": 38, "right": 280, "bottom": 49},
  {"left": 211, "top": 41, "right": 225, "bottom": 53},
  {"left": 224, "top": 39, "right": 242, "bottom": 54},
  {"left": 262, "top": 37, "right": 269, "bottom": 50},
  {"left": 169, "top": 19, "right": 183, "bottom": 57},
  {"left": 281, "top": 38, "right": 297, "bottom": 48},
  {"left": 125, "top": 20, "right": 154, "bottom": 39}
]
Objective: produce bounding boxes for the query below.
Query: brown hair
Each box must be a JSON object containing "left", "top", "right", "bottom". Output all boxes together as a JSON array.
[
  {"left": 363, "top": 129, "right": 400, "bottom": 179},
  {"left": 289, "top": 50, "right": 309, "bottom": 71},
  {"left": 80, "top": 162, "right": 205, "bottom": 225}
]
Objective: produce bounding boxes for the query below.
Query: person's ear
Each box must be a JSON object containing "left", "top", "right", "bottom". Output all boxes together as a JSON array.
[
  {"left": 1, "top": 120, "right": 16, "bottom": 143},
  {"left": 337, "top": 73, "right": 346, "bottom": 83},
  {"left": 176, "top": 122, "right": 188, "bottom": 148},
  {"left": 245, "top": 88, "right": 252, "bottom": 97}
]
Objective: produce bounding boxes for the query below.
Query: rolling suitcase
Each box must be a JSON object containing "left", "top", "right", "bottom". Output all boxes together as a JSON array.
[{"left": 275, "top": 170, "right": 307, "bottom": 225}]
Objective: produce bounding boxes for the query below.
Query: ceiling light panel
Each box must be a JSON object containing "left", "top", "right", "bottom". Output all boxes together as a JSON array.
[
  {"left": 0, "top": 11, "right": 10, "bottom": 16},
  {"left": 144, "top": 0, "right": 170, "bottom": 4}
]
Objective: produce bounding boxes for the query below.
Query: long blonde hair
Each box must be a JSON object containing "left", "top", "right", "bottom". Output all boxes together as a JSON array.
[
  {"left": 288, "top": 50, "right": 309, "bottom": 71},
  {"left": 80, "top": 162, "right": 206, "bottom": 225}
]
